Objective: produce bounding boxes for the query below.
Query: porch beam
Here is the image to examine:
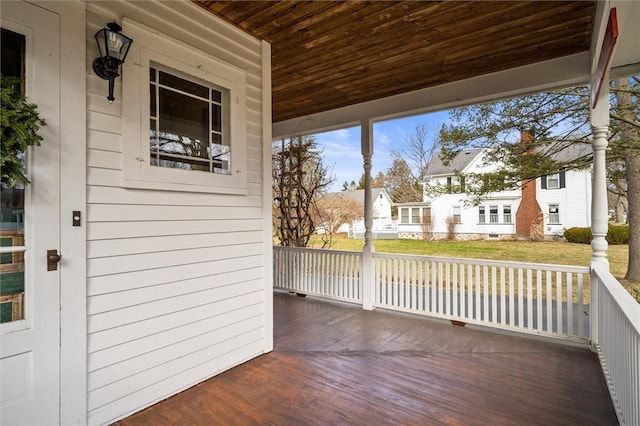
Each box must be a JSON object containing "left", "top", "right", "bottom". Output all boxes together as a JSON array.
[{"left": 361, "top": 118, "right": 375, "bottom": 310}]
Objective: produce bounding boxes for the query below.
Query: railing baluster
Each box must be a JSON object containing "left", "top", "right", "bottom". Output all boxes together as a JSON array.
[
  {"left": 508, "top": 267, "right": 514, "bottom": 326},
  {"left": 546, "top": 270, "right": 553, "bottom": 334},
  {"left": 475, "top": 264, "right": 481, "bottom": 322},
  {"left": 556, "top": 271, "right": 563, "bottom": 335},
  {"left": 527, "top": 269, "right": 533, "bottom": 330},
  {"left": 578, "top": 273, "right": 584, "bottom": 338},
  {"left": 452, "top": 262, "right": 458, "bottom": 318},
  {"left": 567, "top": 272, "right": 573, "bottom": 336},
  {"left": 536, "top": 269, "right": 543, "bottom": 332},
  {"left": 518, "top": 268, "right": 524, "bottom": 329}
]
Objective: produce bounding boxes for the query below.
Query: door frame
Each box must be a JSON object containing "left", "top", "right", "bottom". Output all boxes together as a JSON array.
[{"left": 32, "top": 1, "right": 87, "bottom": 424}]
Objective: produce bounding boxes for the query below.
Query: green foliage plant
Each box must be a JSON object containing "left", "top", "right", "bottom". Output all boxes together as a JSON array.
[
  {"left": 564, "top": 225, "right": 629, "bottom": 245},
  {"left": 1, "top": 76, "right": 46, "bottom": 186}
]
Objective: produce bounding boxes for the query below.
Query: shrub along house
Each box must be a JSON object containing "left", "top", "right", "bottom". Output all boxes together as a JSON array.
[{"left": 1, "top": 1, "right": 638, "bottom": 425}]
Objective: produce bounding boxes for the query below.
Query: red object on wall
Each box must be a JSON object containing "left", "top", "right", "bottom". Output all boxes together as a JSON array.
[{"left": 591, "top": 7, "right": 619, "bottom": 109}]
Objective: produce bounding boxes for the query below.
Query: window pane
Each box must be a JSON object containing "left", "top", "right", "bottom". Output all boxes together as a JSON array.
[
  {"left": 149, "top": 67, "right": 156, "bottom": 82},
  {"left": 549, "top": 204, "right": 560, "bottom": 224},
  {"left": 489, "top": 205, "right": 498, "bottom": 223},
  {"left": 503, "top": 205, "right": 512, "bottom": 223},
  {"left": 150, "top": 84, "right": 157, "bottom": 117},
  {"left": 547, "top": 174, "right": 560, "bottom": 189},
  {"left": 1, "top": 29, "right": 26, "bottom": 323},
  {"left": 158, "top": 88, "right": 208, "bottom": 156},
  {"left": 423, "top": 208, "right": 431, "bottom": 224},
  {"left": 211, "top": 103, "right": 222, "bottom": 132},
  {"left": 401, "top": 208, "right": 409, "bottom": 224},
  {"left": 159, "top": 71, "right": 208, "bottom": 98},
  {"left": 411, "top": 208, "right": 420, "bottom": 224},
  {"left": 150, "top": 67, "right": 230, "bottom": 176}
]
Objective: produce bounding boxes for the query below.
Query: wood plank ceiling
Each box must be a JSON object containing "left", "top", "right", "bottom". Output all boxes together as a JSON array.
[{"left": 195, "top": 1, "right": 596, "bottom": 123}]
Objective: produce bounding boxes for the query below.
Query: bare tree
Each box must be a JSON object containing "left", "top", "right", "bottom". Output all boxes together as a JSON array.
[
  {"left": 313, "top": 193, "right": 363, "bottom": 248},
  {"left": 614, "top": 77, "right": 640, "bottom": 279},
  {"left": 272, "top": 136, "right": 334, "bottom": 247},
  {"left": 391, "top": 123, "right": 440, "bottom": 182}
]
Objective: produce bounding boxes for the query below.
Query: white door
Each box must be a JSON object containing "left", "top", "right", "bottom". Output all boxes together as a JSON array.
[{"left": 0, "top": 2, "right": 61, "bottom": 425}]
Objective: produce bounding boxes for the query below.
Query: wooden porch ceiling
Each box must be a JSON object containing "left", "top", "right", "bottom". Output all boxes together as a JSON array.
[
  {"left": 195, "top": 1, "right": 596, "bottom": 123},
  {"left": 116, "top": 292, "right": 617, "bottom": 425}
]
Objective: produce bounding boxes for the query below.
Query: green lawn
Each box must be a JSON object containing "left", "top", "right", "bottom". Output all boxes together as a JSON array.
[{"left": 307, "top": 236, "right": 639, "bottom": 302}]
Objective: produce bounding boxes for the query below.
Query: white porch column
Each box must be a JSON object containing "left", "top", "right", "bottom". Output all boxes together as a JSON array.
[
  {"left": 361, "top": 119, "right": 375, "bottom": 310},
  {"left": 590, "top": 90, "right": 610, "bottom": 270},
  {"left": 589, "top": 76, "right": 610, "bottom": 351}
]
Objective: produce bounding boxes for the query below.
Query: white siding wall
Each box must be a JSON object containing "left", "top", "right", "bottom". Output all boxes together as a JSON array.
[
  {"left": 85, "top": 2, "right": 268, "bottom": 425},
  {"left": 425, "top": 173, "right": 521, "bottom": 237},
  {"left": 537, "top": 170, "right": 592, "bottom": 235}
]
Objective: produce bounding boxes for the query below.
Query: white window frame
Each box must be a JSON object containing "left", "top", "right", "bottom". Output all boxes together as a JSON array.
[
  {"left": 546, "top": 173, "right": 560, "bottom": 189},
  {"left": 122, "top": 21, "right": 248, "bottom": 194},
  {"left": 489, "top": 205, "right": 499, "bottom": 223},
  {"left": 503, "top": 205, "right": 512, "bottom": 223},
  {"left": 453, "top": 205, "right": 461, "bottom": 223},
  {"left": 548, "top": 204, "right": 560, "bottom": 224},
  {"left": 400, "top": 208, "right": 410, "bottom": 224}
]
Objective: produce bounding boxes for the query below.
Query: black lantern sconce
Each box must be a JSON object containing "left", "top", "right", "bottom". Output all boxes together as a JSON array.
[{"left": 93, "top": 22, "right": 133, "bottom": 103}]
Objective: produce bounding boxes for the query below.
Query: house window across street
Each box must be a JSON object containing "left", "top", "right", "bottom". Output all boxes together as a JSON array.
[
  {"left": 453, "top": 206, "right": 461, "bottom": 223},
  {"left": 547, "top": 173, "right": 560, "bottom": 189},
  {"left": 400, "top": 208, "right": 409, "bottom": 224},
  {"left": 478, "top": 206, "right": 486, "bottom": 224},
  {"left": 411, "top": 208, "right": 420, "bottom": 224},
  {"left": 548, "top": 204, "right": 560, "bottom": 224},
  {"left": 489, "top": 205, "right": 498, "bottom": 223},
  {"left": 503, "top": 205, "right": 512, "bottom": 223}
]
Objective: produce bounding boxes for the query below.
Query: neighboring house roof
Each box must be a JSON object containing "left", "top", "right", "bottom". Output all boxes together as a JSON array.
[
  {"left": 543, "top": 142, "right": 593, "bottom": 163},
  {"left": 425, "top": 148, "right": 485, "bottom": 176},
  {"left": 426, "top": 142, "right": 591, "bottom": 178},
  {"left": 329, "top": 188, "right": 389, "bottom": 205}
]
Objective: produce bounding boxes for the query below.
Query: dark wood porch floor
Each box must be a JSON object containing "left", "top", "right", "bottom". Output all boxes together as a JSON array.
[{"left": 115, "top": 291, "right": 617, "bottom": 425}]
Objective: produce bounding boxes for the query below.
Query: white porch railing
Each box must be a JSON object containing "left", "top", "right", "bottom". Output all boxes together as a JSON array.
[
  {"left": 591, "top": 266, "right": 640, "bottom": 426},
  {"left": 273, "top": 246, "right": 362, "bottom": 303},
  {"left": 273, "top": 246, "right": 639, "bottom": 423},
  {"left": 372, "top": 253, "right": 590, "bottom": 342}
]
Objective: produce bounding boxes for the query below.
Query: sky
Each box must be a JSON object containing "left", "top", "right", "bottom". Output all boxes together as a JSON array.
[{"left": 313, "top": 110, "right": 450, "bottom": 192}]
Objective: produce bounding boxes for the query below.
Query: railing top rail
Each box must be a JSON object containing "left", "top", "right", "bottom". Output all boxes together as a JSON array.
[
  {"left": 273, "top": 246, "right": 590, "bottom": 274},
  {"left": 273, "top": 246, "right": 363, "bottom": 257},
  {"left": 593, "top": 266, "right": 640, "bottom": 335},
  {"left": 372, "top": 251, "right": 590, "bottom": 274}
]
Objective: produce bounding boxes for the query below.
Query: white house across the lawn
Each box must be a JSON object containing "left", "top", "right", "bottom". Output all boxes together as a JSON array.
[{"left": 397, "top": 145, "right": 592, "bottom": 240}]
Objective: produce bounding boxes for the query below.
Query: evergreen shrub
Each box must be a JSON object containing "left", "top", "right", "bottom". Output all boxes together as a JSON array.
[{"left": 564, "top": 225, "right": 629, "bottom": 245}]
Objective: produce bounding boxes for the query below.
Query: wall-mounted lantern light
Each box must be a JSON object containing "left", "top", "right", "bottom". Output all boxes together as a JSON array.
[{"left": 93, "top": 22, "right": 133, "bottom": 103}]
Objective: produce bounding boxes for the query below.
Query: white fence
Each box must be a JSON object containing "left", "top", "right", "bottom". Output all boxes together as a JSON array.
[
  {"left": 591, "top": 266, "right": 640, "bottom": 426},
  {"left": 273, "top": 246, "right": 362, "bottom": 303},
  {"left": 373, "top": 253, "right": 590, "bottom": 342}
]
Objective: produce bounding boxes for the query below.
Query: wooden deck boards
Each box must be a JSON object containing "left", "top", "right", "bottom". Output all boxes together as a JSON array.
[{"left": 115, "top": 291, "right": 617, "bottom": 425}]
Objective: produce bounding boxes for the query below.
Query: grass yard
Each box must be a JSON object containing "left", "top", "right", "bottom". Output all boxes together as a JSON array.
[{"left": 307, "top": 236, "right": 639, "bottom": 302}]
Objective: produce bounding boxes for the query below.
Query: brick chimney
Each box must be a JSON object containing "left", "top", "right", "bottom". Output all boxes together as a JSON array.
[{"left": 515, "top": 130, "right": 542, "bottom": 236}]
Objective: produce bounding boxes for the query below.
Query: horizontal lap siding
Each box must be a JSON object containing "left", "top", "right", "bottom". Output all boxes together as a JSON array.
[{"left": 85, "top": 3, "right": 266, "bottom": 425}]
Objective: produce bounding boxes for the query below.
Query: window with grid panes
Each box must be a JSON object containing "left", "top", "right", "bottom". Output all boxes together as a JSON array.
[
  {"left": 149, "top": 65, "right": 230, "bottom": 174},
  {"left": 489, "top": 205, "right": 499, "bottom": 223}
]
